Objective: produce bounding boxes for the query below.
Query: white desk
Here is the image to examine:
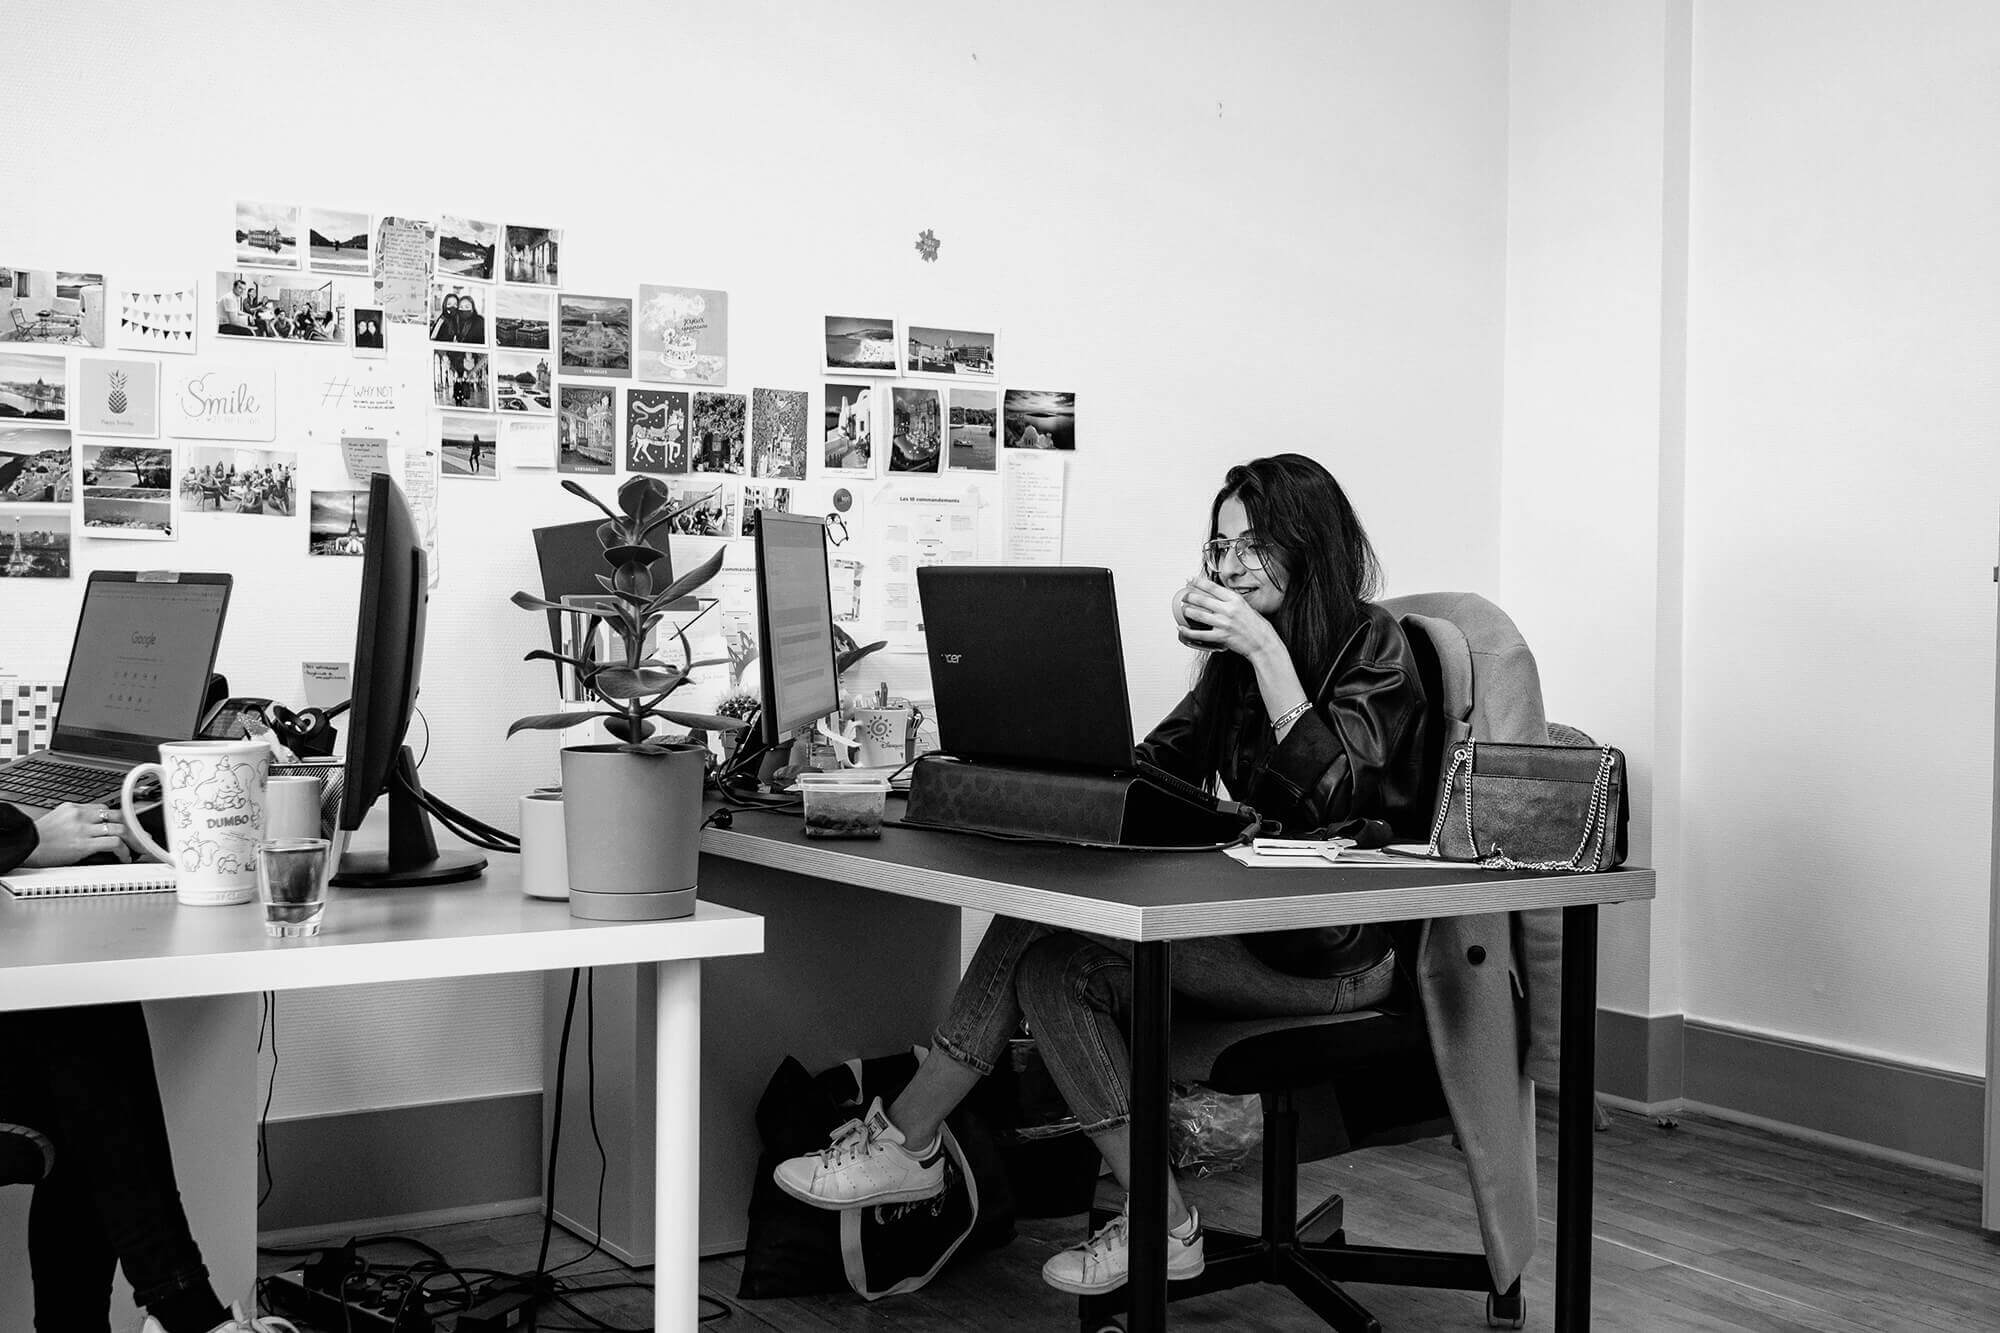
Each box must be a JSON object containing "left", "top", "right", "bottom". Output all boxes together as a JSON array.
[{"left": 0, "top": 858, "right": 763, "bottom": 1333}]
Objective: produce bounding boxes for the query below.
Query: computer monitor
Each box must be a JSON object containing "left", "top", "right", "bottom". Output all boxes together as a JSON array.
[
  {"left": 330, "top": 472, "right": 487, "bottom": 887},
  {"left": 752, "top": 509, "right": 840, "bottom": 749}
]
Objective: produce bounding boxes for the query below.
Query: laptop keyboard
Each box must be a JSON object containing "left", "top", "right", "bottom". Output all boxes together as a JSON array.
[{"left": 0, "top": 755, "right": 123, "bottom": 808}]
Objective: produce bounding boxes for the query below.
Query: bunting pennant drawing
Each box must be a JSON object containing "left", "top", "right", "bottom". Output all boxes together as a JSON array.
[{"left": 113, "top": 276, "right": 200, "bottom": 355}]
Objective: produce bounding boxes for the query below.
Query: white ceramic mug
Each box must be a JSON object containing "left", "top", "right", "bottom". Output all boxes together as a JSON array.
[
  {"left": 847, "top": 706, "right": 911, "bottom": 768},
  {"left": 518, "top": 791, "right": 570, "bottom": 900},
  {"left": 120, "top": 739, "right": 271, "bottom": 906}
]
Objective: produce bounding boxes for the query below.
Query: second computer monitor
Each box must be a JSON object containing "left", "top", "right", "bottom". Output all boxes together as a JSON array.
[{"left": 752, "top": 509, "right": 840, "bottom": 747}]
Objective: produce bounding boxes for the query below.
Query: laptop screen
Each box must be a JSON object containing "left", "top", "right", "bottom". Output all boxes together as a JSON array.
[
  {"left": 52, "top": 575, "right": 230, "bottom": 759},
  {"left": 916, "top": 566, "right": 1137, "bottom": 772}
]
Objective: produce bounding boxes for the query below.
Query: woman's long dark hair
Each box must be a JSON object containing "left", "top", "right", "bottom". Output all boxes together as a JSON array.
[{"left": 1194, "top": 453, "right": 1381, "bottom": 745}]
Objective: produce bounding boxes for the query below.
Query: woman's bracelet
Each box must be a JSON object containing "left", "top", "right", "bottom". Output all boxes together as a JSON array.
[{"left": 1270, "top": 700, "right": 1313, "bottom": 733}]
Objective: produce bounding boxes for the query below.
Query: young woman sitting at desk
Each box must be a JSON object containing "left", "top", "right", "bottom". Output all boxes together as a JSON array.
[
  {"left": 772, "top": 453, "right": 1430, "bottom": 1295},
  {"left": 1, "top": 801, "right": 293, "bottom": 1333}
]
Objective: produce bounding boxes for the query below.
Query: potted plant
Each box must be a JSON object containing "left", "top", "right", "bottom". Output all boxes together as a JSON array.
[{"left": 508, "top": 476, "right": 746, "bottom": 921}]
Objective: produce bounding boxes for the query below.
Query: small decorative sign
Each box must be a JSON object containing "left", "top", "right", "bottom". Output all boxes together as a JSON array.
[{"left": 163, "top": 364, "right": 277, "bottom": 441}]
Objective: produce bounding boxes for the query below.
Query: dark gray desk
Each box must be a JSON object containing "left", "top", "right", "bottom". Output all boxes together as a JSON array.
[{"left": 702, "top": 810, "right": 1655, "bottom": 1333}]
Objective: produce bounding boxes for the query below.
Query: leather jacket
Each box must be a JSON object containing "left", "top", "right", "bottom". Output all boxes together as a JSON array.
[{"left": 1134, "top": 602, "right": 1430, "bottom": 977}]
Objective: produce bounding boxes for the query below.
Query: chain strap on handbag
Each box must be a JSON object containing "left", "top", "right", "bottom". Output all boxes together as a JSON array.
[{"left": 1426, "top": 739, "right": 1626, "bottom": 873}]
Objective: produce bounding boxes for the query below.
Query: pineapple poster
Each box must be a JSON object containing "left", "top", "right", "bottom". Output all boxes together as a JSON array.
[{"left": 75, "top": 358, "right": 160, "bottom": 437}]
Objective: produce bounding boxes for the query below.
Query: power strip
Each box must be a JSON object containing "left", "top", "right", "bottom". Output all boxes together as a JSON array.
[{"left": 260, "top": 1269, "right": 439, "bottom": 1333}]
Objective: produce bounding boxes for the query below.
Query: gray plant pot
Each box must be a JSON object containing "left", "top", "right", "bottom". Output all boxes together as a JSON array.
[{"left": 558, "top": 743, "right": 705, "bottom": 921}]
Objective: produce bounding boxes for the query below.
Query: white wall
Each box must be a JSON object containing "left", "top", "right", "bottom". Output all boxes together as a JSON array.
[
  {"left": 3, "top": 0, "right": 1510, "bottom": 1119},
  {"left": 1678, "top": 1, "right": 1999, "bottom": 1073}
]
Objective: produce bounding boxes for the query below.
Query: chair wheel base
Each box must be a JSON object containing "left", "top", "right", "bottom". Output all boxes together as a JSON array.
[{"left": 1486, "top": 1289, "right": 1527, "bottom": 1328}]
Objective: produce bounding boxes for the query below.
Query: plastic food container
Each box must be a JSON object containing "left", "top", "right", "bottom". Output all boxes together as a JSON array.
[{"left": 798, "top": 771, "right": 891, "bottom": 839}]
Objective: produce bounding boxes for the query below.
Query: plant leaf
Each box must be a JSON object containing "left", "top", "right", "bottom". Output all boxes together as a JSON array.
[
  {"left": 658, "top": 708, "right": 752, "bottom": 732},
  {"left": 563, "top": 479, "right": 620, "bottom": 522},
  {"left": 507, "top": 709, "right": 622, "bottom": 737},
  {"left": 512, "top": 590, "right": 613, "bottom": 616},
  {"left": 595, "top": 666, "right": 683, "bottom": 699},
  {"left": 653, "top": 546, "right": 726, "bottom": 606},
  {"left": 596, "top": 520, "right": 622, "bottom": 550},
  {"left": 523, "top": 648, "right": 593, "bottom": 670},
  {"left": 605, "top": 543, "right": 663, "bottom": 569},
  {"left": 835, "top": 639, "right": 889, "bottom": 674},
  {"left": 594, "top": 573, "right": 617, "bottom": 594}
]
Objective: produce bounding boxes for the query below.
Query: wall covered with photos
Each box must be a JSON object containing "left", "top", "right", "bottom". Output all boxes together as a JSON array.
[{"left": 0, "top": 2, "right": 1510, "bottom": 1126}]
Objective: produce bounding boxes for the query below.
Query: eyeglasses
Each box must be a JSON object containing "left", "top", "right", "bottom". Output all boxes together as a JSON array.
[{"left": 1201, "top": 536, "right": 1272, "bottom": 575}]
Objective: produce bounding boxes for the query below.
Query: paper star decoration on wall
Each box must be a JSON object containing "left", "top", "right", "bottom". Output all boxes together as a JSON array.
[{"left": 915, "top": 229, "right": 941, "bottom": 262}]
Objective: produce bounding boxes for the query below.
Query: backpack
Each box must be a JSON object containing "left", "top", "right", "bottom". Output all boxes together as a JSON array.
[{"left": 737, "top": 1050, "right": 1015, "bottom": 1301}]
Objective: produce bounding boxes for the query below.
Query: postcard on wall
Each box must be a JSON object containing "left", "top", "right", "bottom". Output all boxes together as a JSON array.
[
  {"left": 501, "top": 225, "right": 560, "bottom": 286},
  {"left": 429, "top": 281, "right": 491, "bottom": 346},
  {"left": 870, "top": 486, "right": 983, "bottom": 651},
  {"left": 0, "top": 269, "right": 106, "bottom": 349},
  {"left": 401, "top": 441, "right": 441, "bottom": 588},
  {"left": 822, "top": 315, "right": 898, "bottom": 376},
  {"left": 690, "top": 390, "right": 746, "bottom": 475},
  {"left": 164, "top": 364, "right": 277, "bottom": 441},
  {"left": 303, "top": 360, "right": 418, "bottom": 443},
  {"left": 307, "top": 207, "right": 372, "bottom": 276},
  {"left": 905, "top": 323, "right": 997, "bottom": 380},
  {"left": 178, "top": 445, "right": 297, "bottom": 517},
  {"left": 740, "top": 484, "right": 795, "bottom": 539},
  {"left": 493, "top": 350, "right": 553, "bottom": 415},
  {"left": 1002, "top": 389, "right": 1076, "bottom": 451},
  {"left": 215, "top": 270, "right": 349, "bottom": 344},
  {"left": 373, "top": 216, "right": 436, "bottom": 326},
  {"left": 816, "top": 382, "right": 877, "bottom": 480},
  {"left": 0, "top": 426, "right": 72, "bottom": 504},
  {"left": 0, "top": 504, "right": 70, "bottom": 578},
  {"left": 439, "top": 413, "right": 500, "bottom": 480},
  {"left": 501, "top": 415, "right": 557, "bottom": 470},
  {"left": 944, "top": 388, "right": 998, "bottom": 473},
  {"left": 635, "top": 285, "right": 726, "bottom": 384},
  {"left": 889, "top": 386, "right": 943, "bottom": 474},
  {"left": 432, "top": 349, "right": 493, "bottom": 411},
  {"left": 111, "top": 276, "right": 200, "bottom": 354},
  {"left": 235, "top": 201, "right": 301, "bottom": 270},
  {"left": 557, "top": 293, "right": 633, "bottom": 378},
  {"left": 625, "top": 388, "right": 689, "bottom": 475},
  {"left": 749, "top": 387, "right": 809, "bottom": 481},
  {"left": 79, "top": 442, "right": 175, "bottom": 540},
  {"left": 556, "top": 384, "right": 616, "bottom": 474},
  {"left": 665, "top": 478, "right": 736, "bottom": 538},
  {"left": 0, "top": 351, "right": 67, "bottom": 422},
  {"left": 309, "top": 489, "right": 369, "bottom": 556},
  {"left": 494, "top": 287, "right": 554, "bottom": 351},
  {"left": 74, "top": 358, "right": 160, "bottom": 438},
  {"left": 351, "top": 307, "right": 387, "bottom": 358},
  {"left": 436, "top": 215, "right": 498, "bottom": 282}
]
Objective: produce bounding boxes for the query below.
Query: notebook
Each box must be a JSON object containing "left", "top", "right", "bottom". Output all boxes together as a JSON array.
[
  {"left": 0, "top": 570, "right": 232, "bottom": 814},
  {"left": 1, "top": 862, "right": 179, "bottom": 898}
]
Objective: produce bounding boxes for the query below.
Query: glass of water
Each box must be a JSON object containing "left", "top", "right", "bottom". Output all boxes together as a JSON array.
[{"left": 256, "top": 838, "right": 330, "bottom": 938}]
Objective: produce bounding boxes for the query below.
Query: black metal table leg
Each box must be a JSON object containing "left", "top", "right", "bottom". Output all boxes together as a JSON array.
[
  {"left": 1555, "top": 904, "right": 1599, "bottom": 1332},
  {"left": 1129, "top": 939, "right": 1172, "bottom": 1332}
]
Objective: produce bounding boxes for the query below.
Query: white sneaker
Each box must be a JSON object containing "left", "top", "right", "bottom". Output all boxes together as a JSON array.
[
  {"left": 772, "top": 1096, "right": 946, "bottom": 1210},
  {"left": 1040, "top": 1206, "right": 1206, "bottom": 1295},
  {"left": 140, "top": 1305, "right": 301, "bottom": 1333}
]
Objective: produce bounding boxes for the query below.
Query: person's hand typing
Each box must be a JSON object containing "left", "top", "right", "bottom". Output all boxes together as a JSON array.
[{"left": 22, "top": 802, "right": 133, "bottom": 868}]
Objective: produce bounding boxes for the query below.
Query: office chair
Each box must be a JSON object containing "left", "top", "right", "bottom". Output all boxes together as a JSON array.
[{"left": 1075, "top": 594, "right": 1565, "bottom": 1332}]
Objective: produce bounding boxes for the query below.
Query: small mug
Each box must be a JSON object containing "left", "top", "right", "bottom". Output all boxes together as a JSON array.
[
  {"left": 846, "top": 707, "right": 911, "bottom": 768},
  {"left": 121, "top": 739, "right": 271, "bottom": 906}
]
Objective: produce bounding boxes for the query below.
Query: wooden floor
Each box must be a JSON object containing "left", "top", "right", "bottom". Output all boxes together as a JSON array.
[{"left": 255, "top": 1098, "right": 2000, "bottom": 1331}]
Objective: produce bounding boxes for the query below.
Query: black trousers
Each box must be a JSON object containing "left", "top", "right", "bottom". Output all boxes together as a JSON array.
[{"left": 0, "top": 1002, "right": 214, "bottom": 1333}]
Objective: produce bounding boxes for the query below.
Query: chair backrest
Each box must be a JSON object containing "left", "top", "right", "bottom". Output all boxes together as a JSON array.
[
  {"left": 1379, "top": 592, "right": 1565, "bottom": 1086},
  {"left": 8, "top": 308, "right": 25, "bottom": 331}
]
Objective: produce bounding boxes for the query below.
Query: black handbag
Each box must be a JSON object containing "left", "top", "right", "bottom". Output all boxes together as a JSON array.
[{"left": 1426, "top": 740, "right": 1628, "bottom": 872}]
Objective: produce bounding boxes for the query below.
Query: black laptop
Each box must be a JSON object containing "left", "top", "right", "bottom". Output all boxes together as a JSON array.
[
  {"left": 0, "top": 570, "right": 231, "bottom": 813},
  {"left": 914, "top": 566, "right": 1214, "bottom": 806}
]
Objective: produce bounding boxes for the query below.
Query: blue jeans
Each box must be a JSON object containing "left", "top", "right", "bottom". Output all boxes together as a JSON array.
[{"left": 932, "top": 918, "right": 1397, "bottom": 1134}]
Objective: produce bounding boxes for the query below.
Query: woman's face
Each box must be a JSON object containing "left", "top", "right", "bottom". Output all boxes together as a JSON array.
[
  {"left": 1212, "top": 495, "right": 1287, "bottom": 616},
  {"left": 442, "top": 294, "right": 459, "bottom": 314}
]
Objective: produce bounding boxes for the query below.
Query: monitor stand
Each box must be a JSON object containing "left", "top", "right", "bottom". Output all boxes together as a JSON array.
[{"left": 330, "top": 747, "right": 488, "bottom": 887}]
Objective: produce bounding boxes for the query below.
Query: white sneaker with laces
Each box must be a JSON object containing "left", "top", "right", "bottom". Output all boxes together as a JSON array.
[
  {"left": 1040, "top": 1206, "right": 1206, "bottom": 1295},
  {"left": 772, "top": 1096, "right": 946, "bottom": 1210},
  {"left": 139, "top": 1305, "right": 302, "bottom": 1333}
]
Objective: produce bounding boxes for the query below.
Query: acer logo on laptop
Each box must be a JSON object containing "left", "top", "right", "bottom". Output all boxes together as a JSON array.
[{"left": 941, "top": 653, "right": 963, "bottom": 664}]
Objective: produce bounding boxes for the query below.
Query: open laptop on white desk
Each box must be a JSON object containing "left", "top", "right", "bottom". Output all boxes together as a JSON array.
[{"left": 0, "top": 570, "right": 231, "bottom": 813}]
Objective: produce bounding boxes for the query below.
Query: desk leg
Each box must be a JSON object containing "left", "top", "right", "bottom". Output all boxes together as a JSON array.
[
  {"left": 654, "top": 959, "right": 702, "bottom": 1333},
  {"left": 1555, "top": 905, "right": 1599, "bottom": 1333},
  {"left": 1129, "top": 940, "right": 1171, "bottom": 1333}
]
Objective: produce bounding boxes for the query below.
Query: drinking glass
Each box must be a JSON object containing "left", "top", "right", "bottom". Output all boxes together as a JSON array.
[{"left": 257, "top": 838, "right": 330, "bottom": 938}]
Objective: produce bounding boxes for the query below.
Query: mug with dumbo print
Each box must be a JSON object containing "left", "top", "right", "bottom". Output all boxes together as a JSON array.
[{"left": 120, "top": 739, "right": 271, "bottom": 906}]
